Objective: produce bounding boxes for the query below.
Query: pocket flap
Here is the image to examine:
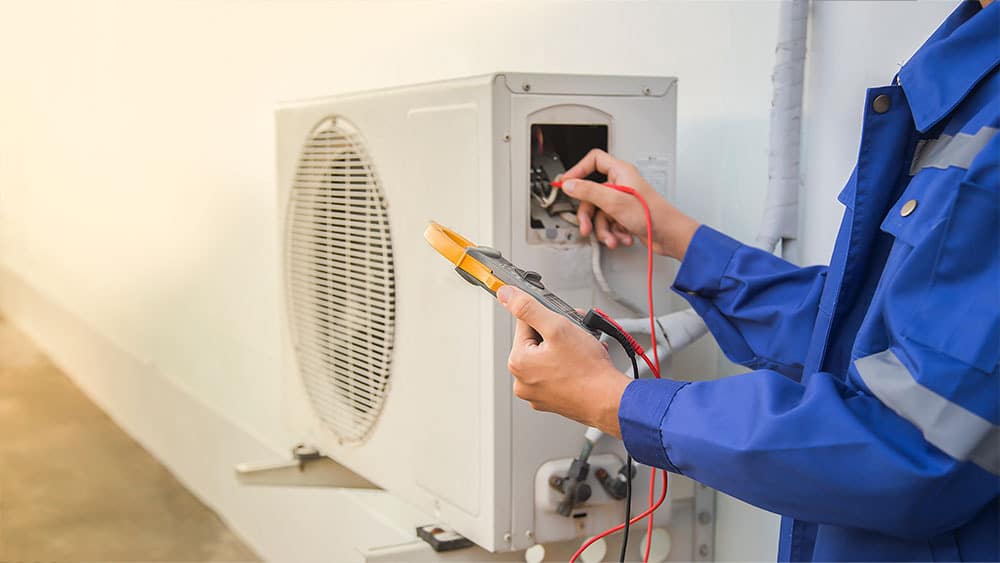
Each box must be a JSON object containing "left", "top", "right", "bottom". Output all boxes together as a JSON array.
[{"left": 880, "top": 172, "right": 958, "bottom": 247}]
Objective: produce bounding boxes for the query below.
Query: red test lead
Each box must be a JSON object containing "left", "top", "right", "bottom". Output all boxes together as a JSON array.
[{"left": 555, "top": 180, "right": 665, "bottom": 563}]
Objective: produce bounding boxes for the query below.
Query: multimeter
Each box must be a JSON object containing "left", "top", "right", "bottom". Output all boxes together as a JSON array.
[
  {"left": 425, "top": 218, "right": 657, "bottom": 557},
  {"left": 424, "top": 221, "right": 652, "bottom": 548},
  {"left": 423, "top": 222, "right": 599, "bottom": 337}
]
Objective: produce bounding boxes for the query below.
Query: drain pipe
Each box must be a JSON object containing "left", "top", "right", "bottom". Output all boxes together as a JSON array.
[{"left": 756, "top": 0, "right": 809, "bottom": 261}]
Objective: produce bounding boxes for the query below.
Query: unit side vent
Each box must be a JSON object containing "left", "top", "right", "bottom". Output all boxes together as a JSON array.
[{"left": 285, "top": 117, "right": 396, "bottom": 444}]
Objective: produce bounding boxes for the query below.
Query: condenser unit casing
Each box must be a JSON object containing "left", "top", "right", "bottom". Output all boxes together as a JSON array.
[{"left": 276, "top": 73, "right": 678, "bottom": 552}]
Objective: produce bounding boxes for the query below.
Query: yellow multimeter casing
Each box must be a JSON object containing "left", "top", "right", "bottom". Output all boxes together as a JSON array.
[
  {"left": 423, "top": 221, "right": 598, "bottom": 336},
  {"left": 423, "top": 222, "right": 504, "bottom": 293}
]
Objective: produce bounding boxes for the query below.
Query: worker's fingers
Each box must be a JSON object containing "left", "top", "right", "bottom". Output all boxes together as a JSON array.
[
  {"left": 562, "top": 148, "right": 618, "bottom": 180},
  {"left": 611, "top": 221, "right": 631, "bottom": 245},
  {"left": 512, "top": 317, "right": 540, "bottom": 349},
  {"left": 577, "top": 201, "right": 596, "bottom": 236},
  {"left": 497, "top": 286, "right": 566, "bottom": 340},
  {"left": 611, "top": 221, "right": 634, "bottom": 246},
  {"left": 594, "top": 211, "right": 617, "bottom": 248},
  {"left": 561, "top": 179, "right": 629, "bottom": 216}
]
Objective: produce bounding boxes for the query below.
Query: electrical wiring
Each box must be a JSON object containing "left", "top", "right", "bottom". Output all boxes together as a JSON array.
[
  {"left": 534, "top": 178, "right": 583, "bottom": 230},
  {"left": 590, "top": 237, "right": 647, "bottom": 317},
  {"left": 621, "top": 353, "right": 640, "bottom": 563},
  {"left": 534, "top": 185, "right": 561, "bottom": 208},
  {"left": 553, "top": 181, "right": 661, "bottom": 376},
  {"left": 560, "top": 211, "right": 581, "bottom": 226},
  {"left": 554, "top": 180, "right": 665, "bottom": 563},
  {"left": 593, "top": 308, "right": 658, "bottom": 378},
  {"left": 569, "top": 468, "right": 670, "bottom": 563}
]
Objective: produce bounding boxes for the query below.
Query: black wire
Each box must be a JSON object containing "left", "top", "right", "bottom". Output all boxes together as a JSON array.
[{"left": 619, "top": 351, "right": 639, "bottom": 563}]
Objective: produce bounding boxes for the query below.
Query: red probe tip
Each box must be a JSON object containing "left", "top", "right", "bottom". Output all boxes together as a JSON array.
[{"left": 549, "top": 180, "right": 563, "bottom": 188}]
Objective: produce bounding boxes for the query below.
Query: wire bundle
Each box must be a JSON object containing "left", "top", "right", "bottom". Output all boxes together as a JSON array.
[{"left": 553, "top": 181, "right": 668, "bottom": 563}]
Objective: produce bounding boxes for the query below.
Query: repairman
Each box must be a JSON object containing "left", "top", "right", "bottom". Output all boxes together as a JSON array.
[{"left": 497, "top": 2, "right": 999, "bottom": 560}]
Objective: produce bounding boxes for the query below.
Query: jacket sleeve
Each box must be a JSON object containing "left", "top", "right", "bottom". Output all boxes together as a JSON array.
[
  {"left": 622, "top": 171, "right": 1000, "bottom": 540},
  {"left": 619, "top": 357, "right": 998, "bottom": 540},
  {"left": 673, "top": 226, "right": 827, "bottom": 380}
]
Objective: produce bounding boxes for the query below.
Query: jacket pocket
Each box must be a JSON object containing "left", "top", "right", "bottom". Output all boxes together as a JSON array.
[{"left": 899, "top": 180, "right": 1000, "bottom": 373}]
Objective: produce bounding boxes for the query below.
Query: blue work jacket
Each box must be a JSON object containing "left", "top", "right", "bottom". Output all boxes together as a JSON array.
[{"left": 619, "top": 3, "right": 999, "bottom": 561}]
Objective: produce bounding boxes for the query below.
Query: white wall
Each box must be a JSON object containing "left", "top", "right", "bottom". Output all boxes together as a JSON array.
[
  {"left": 0, "top": 1, "right": 957, "bottom": 561},
  {"left": 801, "top": 1, "right": 954, "bottom": 265},
  {"left": 0, "top": 0, "right": 779, "bottom": 452}
]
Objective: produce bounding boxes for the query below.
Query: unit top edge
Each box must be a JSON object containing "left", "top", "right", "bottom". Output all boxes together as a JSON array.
[{"left": 276, "top": 73, "right": 677, "bottom": 109}]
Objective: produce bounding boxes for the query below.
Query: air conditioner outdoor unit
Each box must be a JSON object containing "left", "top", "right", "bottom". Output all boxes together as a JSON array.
[{"left": 275, "top": 73, "right": 699, "bottom": 554}]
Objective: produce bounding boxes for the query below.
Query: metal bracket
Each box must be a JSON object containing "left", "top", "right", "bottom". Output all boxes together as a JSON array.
[
  {"left": 234, "top": 444, "right": 380, "bottom": 489},
  {"left": 693, "top": 483, "right": 717, "bottom": 561},
  {"left": 415, "top": 525, "right": 474, "bottom": 552}
]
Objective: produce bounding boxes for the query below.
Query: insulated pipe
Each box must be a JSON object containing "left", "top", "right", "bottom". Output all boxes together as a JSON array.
[
  {"left": 657, "top": 308, "right": 710, "bottom": 352},
  {"left": 756, "top": 0, "right": 809, "bottom": 260},
  {"left": 593, "top": 2, "right": 809, "bottom": 382},
  {"left": 602, "top": 309, "right": 710, "bottom": 378},
  {"left": 608, "top": 309, "right": 708, "bottom": 351},
  {"left": 584, "top": 426, "right": 604, "bottom": 446},
  {"left": 638, "top": 309, "right": 710, "bottom": 378}
]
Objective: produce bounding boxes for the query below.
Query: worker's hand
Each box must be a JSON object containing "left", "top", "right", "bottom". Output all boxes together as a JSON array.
[
  {"left": 560, "top": 149, "right": 699, "bottom": 260},
  {"left": 497, "top": 285, "right": 631, "bottom": 438}
]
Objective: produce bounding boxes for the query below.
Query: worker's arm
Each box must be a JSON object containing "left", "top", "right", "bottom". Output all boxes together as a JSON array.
[
  {"left": 503, "top": 140, "right": 999, "bottom": 538},
  {"left": 622, "top": 162, "right": 1000, "bottom": 539},
  {"left": 499, "top": 266, "right": 999, "bottom": 540},
  {"left": 621, "top": 353, "right": 998, "bottom": 539},
  {"left": 671, "top": 225, "right": 827, "bottom": 379},
  {"left": 562, "top": 149, "right": 827, "bottom": 381}
]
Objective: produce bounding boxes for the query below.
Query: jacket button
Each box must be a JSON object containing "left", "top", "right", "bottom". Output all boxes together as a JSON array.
[
  {"left": 872, "top": 94, "right": 891, "bottom": 114},
  {"left": 900, "top": 199, "right": 918, "bottom": 217}
]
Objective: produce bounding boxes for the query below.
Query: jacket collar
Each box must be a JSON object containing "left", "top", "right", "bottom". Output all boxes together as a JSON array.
[{"left": 899, "top": 1, "right": 1000, "bottom": 132}]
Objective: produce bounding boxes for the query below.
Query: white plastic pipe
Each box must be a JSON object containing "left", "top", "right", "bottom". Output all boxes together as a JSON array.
[
  {"left": 756, "top": 0, "right": 809, "bottom": 260},
  {"left": 656, "top": 308, "right": 710, "bottom": 352},
  {"left": 602, "top": 309, "right": 710, "bottom": 378},
  {"left": 584, "top": 426, "right": 604, "bottom": 445},
  {"left": 593, "top": 2, "right": 810, "bottom": 382}
]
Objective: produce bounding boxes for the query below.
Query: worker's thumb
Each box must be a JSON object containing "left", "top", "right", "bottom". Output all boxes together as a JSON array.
[
  {"left": 561, "top": 179, "right": 623, "bottom": 212},
  {"left": 497, "top": 286, "right": 559, "bottom": 336}
]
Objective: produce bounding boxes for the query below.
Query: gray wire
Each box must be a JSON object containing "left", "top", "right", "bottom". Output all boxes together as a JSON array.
[{"left": 590, "top": 236, "right": 646, "bottom": 317}]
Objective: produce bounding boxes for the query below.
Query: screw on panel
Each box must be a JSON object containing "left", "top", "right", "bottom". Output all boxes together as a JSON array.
[
  {"left": 642, "top": 86, "right": 652, "bottom": 96},
  {"left": 503, "top": 532, "right": 512, "bottom": 542},
  {"left": 698, "top": 510, "right": 713, "bottom": 525},
  {"left": 699, "top": 544, "right": 711, "bottom": 558},
  {"left": 525, "top": 530, "right": 533, "bottom": 538},
  {"left": 503, "top": 133, "right": 510, "bottom": 142},
  {"left": 522, "top": 83, "right": 531, "bottom": 92}
]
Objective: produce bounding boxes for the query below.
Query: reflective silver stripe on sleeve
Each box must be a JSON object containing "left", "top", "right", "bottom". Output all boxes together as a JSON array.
[
  {"left": 909, "top": 126, "right": 998, "bottom": 176},
  {"left": 855, "top": 349, "right": 1000, "bottom": 475}
]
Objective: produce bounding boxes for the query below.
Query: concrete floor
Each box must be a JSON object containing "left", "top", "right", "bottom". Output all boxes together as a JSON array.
[{"left": 0, "top": 316, "right": 260, "bottom": 562}]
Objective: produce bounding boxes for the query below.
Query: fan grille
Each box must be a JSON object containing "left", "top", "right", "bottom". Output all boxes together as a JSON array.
[{"left": 285, "top": 117, "right": 396, "bottom": 444}]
